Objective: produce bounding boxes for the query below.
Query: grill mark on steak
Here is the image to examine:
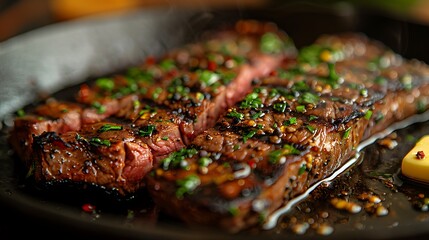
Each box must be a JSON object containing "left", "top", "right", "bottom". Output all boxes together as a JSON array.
[{"left": 144, "top": 33, "right": 429, "bottom": 232}]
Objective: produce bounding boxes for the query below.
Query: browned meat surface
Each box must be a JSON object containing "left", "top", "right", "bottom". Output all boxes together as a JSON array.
[
  {"left": 8, "top": 19, "right": 429, "bottom": 233},
  {"left": 8, "top": 20, "right": 294, "bottom": 196},
  {"left": 145, "top": 33, "right": 429, "bottom": 232},
  {"left": 33, "top": 122, "right": 153, "bottom": 196}
]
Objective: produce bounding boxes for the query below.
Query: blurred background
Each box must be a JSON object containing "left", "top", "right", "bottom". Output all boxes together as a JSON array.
[{"left": 2, "top": 0, "right": 429, "bottom": 42}]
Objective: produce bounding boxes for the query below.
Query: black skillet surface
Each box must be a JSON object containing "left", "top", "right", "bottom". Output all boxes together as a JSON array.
[{"left": 2, "top": 3, "right": 429, "bottom": 240}]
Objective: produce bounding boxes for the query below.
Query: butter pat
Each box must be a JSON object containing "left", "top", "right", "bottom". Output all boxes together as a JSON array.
[{"left": 401, "top": 135, "right": 429, "bottom": 183}]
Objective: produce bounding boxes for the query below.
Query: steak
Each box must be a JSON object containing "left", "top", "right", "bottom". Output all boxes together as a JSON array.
[
  {"left": 8, "top": 20, "right": 295, "bottom": 196},
  {"left": 144, "top": 33, "right": 429, "bottom": 232},
  {"left": 8, "top": 18, "right": 429, "bottom": 232}
]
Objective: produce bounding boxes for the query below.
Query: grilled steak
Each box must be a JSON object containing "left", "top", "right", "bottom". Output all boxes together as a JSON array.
[
  {"left": 145, "top": 33, "right": 429, "bottom": 232},
  {"left": 8, "top": 18, "right": 429, "bottom": 232},
  {"left": 8, "top": 20, "right": 295, "bottom": 196}
]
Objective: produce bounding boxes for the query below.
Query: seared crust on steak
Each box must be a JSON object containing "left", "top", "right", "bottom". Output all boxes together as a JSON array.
[
  {"left": 9, "top": 20, "right": 295, "bottom": 196},
  {"left": 145, "top": 33, "right": 429, "bottom": 232}
]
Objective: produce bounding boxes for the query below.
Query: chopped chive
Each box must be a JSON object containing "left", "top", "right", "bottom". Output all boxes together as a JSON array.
[
  {"left": 298, "top": 163, "right": 306, "bottom": 175},
  {"left": 240, "top": 92, "right": 263, "bottom": 109},
  {"left": 98, "top": 124, "right": 123, "bottom": 132},
  {"left": 89, "top": 137, "right": 111, "bottom": 147},
  {"left": 306, "top": 125, "right": 316, "bottom": 134},
  {"left": 16, "top": 109, "right": 25, "bottom": 117},
  {"left": 138, "top": 125, "right": 156, "bottom": 137},
  {"left": 161, "top": 136, "right": 169, "bottom": 141},
  {"left": 198, "top": 157, "right": 212, "bottom": 167},
  {"left": 260, "top": 32, "right": 284, "bottom": 54},
  {"left": 273, "top": 102, "right": 287, "bottom": 113},
  {"left": 91, "top": 102, "right": 106, "bottom": 114},
  {"left": 284, "top": 117, "right": 297, "bottom": 125},
  {"left": 343, "top": 127, "right": 352, "bottom": 139},
  {"left": 251, "top": 111, "right": 265, "bottom": 119},
  {"left": 300, "top": 92, "right": 319, "bottom": 105},
  {"left": 176, "top": 175, "right": 201, "bottom": 199},
  {"left": 227, "top": 109, "right": 244, "bottom": 121},
  {"left": 161, "top": 148, "right": 198, "bottom": 170},
  {"left": 309, "top": 115, "right": 318, "bottom": 121},
  {"left": 152, "top": 87, "right": 163, "bottom": 100},
  {"left": 296, "top": 105, "right": 306, "bottom": 113},
  {"left": 243, "top": 129, "right": 257, "bottom": 143},
  {"left": 364, "top": 110, "right": 373, "bottom": 120},
  {"left": 95, "top": 77, "right": 115, "bottom": 92}
]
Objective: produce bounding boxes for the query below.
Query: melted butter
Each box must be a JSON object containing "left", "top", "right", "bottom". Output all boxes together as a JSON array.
[{"left": 401, "top": 135, "right": 429, "bottom": 183}]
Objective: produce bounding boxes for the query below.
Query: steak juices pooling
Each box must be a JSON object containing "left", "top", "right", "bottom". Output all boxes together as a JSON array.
[{"left": 8, "top": 20, "right": 429, "bottom": 232}]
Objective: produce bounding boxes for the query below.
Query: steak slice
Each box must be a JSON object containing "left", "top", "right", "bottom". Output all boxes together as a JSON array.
[
  {"left": 76, "top": 20, "right": 296, "bottom": 144},
  {"left": 9, "top": 19, "right": 296, "bottom": 196},
  {"left": 145, "top": 33, "right": 429, "bottom": 232},
  {"left": 8, "top": 99, "right": 82, "bottom": 168},
  {"left": 32, "top": 122, "right": 153, "bottom": 196}
]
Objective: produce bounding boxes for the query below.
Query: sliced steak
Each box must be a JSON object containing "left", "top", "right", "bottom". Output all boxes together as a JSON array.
[
  {"left": 8, "top": 99, "right": 82, "bottom": 167},
  {"left": 76, "top": 20, "right": 296, "bottom": 144},
  {"left": 145, "top": 33, "right": 429, "bottom": 232},
  {"left": 32, "top": 122, "right": 153, "bottom": 196}
]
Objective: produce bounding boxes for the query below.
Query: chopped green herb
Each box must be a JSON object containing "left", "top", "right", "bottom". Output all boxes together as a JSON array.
[
  {"left": 198, "top": 70, "right": 220, "bottom": 87},
  {"left": 300, "top": 92, "right": 319, "bottom": 105},
  {"left": 161, "top": 136, "right": 169, "bottom": 141},
  {"left": 16, "top": 109, "right": 25, "bottom": 117},
  {"left": 309, "top": 115, "right": 318, "bottom": 121},
  {"left": 98, "top": 124, "right": 123, "bottom": 132},
  {"left": 273, "top": 102, "right": 287, "bottom": 113},
  {"left": 240, "top": 92, "right": 263, "bottom": 109},
  {"left": 227, "top": 109, "right": 244, "bottom": 121},
  {"left": 417, "top": 100, "right": 426, "bottom": 113},
  {"left": 243, "top": 129, "right": 257, "bottom": 143},
  {"left": 343, "top": 127, "right": 352, "bottom": 139},
  {"left": 364, "top": 110, "right": 373, "bottom": 120},
  {"left": 138, "top": 125, "right": 156, "bottom": 137},
  {"left": 176, "top": 175, "right": 201, "bottom": 198},
  {"left": 360, "top": 88, "right": 368, "bottom": 97},
  {"left": 292, "top": 80, "right": 310, "bottom": 92},
  {"left": 152, "top": 87, "right": 163, "bottom": 100},
  {"left": 159, "top": 59, "right": 176, "bottom": 71},
  {"left": 161, "top": 148, "right": 198, "bottom": 170},
  {"left": 96, "top": 78, "right": 115, "bottom": 92},
  {"left": 90, "top": 137, "right": 111, "bottom": 147},
  {"left": 326, "top": 62, "right": 340, "bottom": 88},
  {"left": 91, "top": 102, "right": 106, "bottom": 114},
  {"left": 269, "top": 144, "right": 301, "bottom": 164},
  {"left": 251, "top": 111, "right": 265, "bottom": 119},
  {"left": 198, "top": 157, "right": 212, "bottom": 167},
  {"left": 296, "top": 105, "right": 306, "bottom": 113},
  {"left": 260, "top": 32, "right": 284, "bottom": 54},
  {"left": 284, "top": 117, "right": 297, "bottom": 125},
  {"left": 298, "top": 163, "right": 306, "bottom": 175},
  {"left": 233, "top": 144, "right": 241, "bottom": 150},
  {"left": 374, "top": 76, "right": 387, "bottom": 85},
  {"left": 306, "top": 125, "right": 316, "bottom": 134},
  {"left": 228, "top": 207, "right": 240, "bottom": 216},
  {"left": 126, "top": 67, "right": 153, "bottom": 82}
]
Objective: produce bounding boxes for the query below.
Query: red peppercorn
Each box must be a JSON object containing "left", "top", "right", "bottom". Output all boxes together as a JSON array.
[
  {"left": 247, "top": 159, "right": 257, "bottom": 169},
  {"left": 207, "top": 61, "right": 217, "bottom": 71},
  {"left": 82, "top": 203, "right": 96, "bottom": 213},
  {"left": 416, "top": 151, "right": 425, "bottom": 159}
]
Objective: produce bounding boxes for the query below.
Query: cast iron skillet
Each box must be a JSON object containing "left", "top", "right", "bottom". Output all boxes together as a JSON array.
[{"left": 2, "top": 3, "right": 429, "bottom": 240}]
